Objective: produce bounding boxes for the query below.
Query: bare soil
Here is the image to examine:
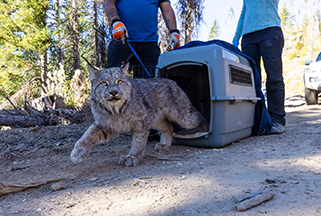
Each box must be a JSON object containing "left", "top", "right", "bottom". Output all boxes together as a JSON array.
[{"left": 1, "top": 95, "right": 321, "bottom": 216}]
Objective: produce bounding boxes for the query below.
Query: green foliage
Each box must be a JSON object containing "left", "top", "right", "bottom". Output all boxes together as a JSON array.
[
  {"left": 0, "top": 69, "right": 24, "bottom": 97},
  {"left": 61, "top": 80, "right": 77, "bottom": 108},
  {"left": 0, "top": 0, "right": 110, "bottom": 106},
  {"left": 280, "top": 3, "right": 293, "bottom": 28},
  {"left": 228, "top": 7, "right": 235, "bottom": 19},
  {"left": 285, "top": 50, "right": 298, "bottom": 60},
  {"left": 0, "top": 0, "right": 50, "bottom": 55},
  {"left": 0, "top": 0, "right": 50, "bottom": 101},
  {"left": 295, "top": 42, "right": 304, "bottom": 51},
  {"left": 208, "top": 19, "right": 221, "bottom": 40}
]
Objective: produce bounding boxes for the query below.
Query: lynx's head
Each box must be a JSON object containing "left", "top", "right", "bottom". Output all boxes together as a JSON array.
[{"left": 88, "top": 63, "right": 132, "bottom": 115}]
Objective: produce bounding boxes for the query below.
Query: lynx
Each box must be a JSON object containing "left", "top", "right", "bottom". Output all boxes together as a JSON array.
[{"left": 70, "top": 63, "right": 207, "bottom": 166}]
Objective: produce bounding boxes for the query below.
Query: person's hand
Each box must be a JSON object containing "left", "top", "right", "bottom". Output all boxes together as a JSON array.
[
  {"left": 112, "top": 20, "right": 128, "bottom": 42},
  {"left": 232, "top": 38, "right": 239, "bottom": 47},
  {"left": 169, "top": 29, "right": 180, "bottom": 50}
]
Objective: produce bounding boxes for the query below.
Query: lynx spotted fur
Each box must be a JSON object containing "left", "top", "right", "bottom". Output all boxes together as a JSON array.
[{"left": 70, "top": 63, "right": 206, "bottom": 166}]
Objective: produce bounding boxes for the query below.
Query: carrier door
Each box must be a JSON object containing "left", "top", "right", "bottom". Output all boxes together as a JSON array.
[{"left": 157, "top": 61, "right": 211, "bottom": 136}]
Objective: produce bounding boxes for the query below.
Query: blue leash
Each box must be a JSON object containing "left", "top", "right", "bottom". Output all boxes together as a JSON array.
[{"left": 126, "top": 39, "right": 152, "bottom": 77}]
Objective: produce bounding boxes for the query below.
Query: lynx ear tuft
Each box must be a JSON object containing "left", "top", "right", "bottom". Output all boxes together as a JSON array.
[
  {"left": 87, "top": 64, "right": 99, "bottom": 82},
  {"left": 121, "top": 62, "right": 130, "bottom": 78},
  {"left": 81, "top": 56, "right": 99, "bottom": 82}
]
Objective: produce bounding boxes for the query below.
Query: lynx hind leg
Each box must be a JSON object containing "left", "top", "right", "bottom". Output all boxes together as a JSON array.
[
  {"left": 162, "top": 82, "right": 205, "bottom": 130},
  {"left": 197, "top": 116, "right": 209, "bottom": 132},
  {"left": 153, "top": 119, "right": 173, "bottom": 152},
  {"left": 167, "top": 93, "right": 205, "bottom": 131},
  {"left": 70, "top": 124, "right": 111, "bottom": 164},
  {"left": 118, "top": 130, "right": 149, "bottom": 167}
]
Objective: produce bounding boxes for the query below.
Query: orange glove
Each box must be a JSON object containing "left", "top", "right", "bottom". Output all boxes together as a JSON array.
[
  {"left": 112, "top": 19, "right": 128, "bottom": 41},
  {"left": 169, "top": 29, "right": 180, "bottom": 49}
]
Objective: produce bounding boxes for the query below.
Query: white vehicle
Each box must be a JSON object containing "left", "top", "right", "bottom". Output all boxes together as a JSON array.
[{"left": 303, "top": 51, "right": 321, "bottom": 105}]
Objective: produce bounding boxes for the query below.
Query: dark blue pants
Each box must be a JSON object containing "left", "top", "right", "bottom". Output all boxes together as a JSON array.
[
  {"left": 241, "top": 27, "right": 286, "bottom": 126},
  {"left": 107, "top": 39, "right": 160, "bottom": 77}
]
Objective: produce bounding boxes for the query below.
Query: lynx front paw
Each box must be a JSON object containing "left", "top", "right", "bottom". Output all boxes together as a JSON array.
[
  {"left": 118, "top": 155, "right": 140, "bottom": 167},
  {"left": 154, "top": 143, "right": 171, "bottom": 152},
  {"left": 70, "top": 146, "right": 88, "bottom": 164}
]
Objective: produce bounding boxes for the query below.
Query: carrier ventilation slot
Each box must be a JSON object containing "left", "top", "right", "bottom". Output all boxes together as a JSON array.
[{"left": 229, "top": 65, "right": 253, "bottom": 86}]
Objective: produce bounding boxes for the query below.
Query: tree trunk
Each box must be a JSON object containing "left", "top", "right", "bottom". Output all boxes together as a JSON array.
[
  {"left": 40, "top": 5, "right": 48, "bottom": 97},
  {"left": 91, "top": 0, "right": 100, "bottom": 67},
  {"left": 40, "top": 53, "right": 48, "bottom": 97},
  {"left": 176, "top": 0, "right": 203, "bottom": 45},
  {"left": 100, "top": 13, "right": 109, "bottom": 68},
  {"left": 56, "top": 0, "right": 63, "bottom": 64},
  {"left": 71, "top": 0, "right": 81, "bottom": 74}
]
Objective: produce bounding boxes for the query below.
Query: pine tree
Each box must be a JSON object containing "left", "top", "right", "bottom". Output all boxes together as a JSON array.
[
  {"left": 208, "top": 19, "right": 221, "bottom": 40},
  {"left": 176, "top": 0, "right": 204, "bottom": 44},
  {"left": 0, "top": 0, "right": 50, "bottom": 98}
]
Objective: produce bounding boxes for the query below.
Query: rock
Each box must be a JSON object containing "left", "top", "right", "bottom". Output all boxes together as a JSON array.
[{"left": 51, "top": 182, "right": 65, "bottom": 191}]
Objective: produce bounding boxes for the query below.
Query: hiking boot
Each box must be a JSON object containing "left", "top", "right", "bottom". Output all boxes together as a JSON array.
[{"left": 270, "top": 122, "right": 285, "bottom": 134}]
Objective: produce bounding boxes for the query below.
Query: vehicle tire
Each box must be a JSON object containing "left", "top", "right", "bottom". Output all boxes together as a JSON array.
[{"left": 305, "top": 87, "right": 318, "bottom": 105}]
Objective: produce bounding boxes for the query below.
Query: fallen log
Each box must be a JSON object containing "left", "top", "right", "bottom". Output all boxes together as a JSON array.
[
  {"left": 0, "top": 108, "right": 78, "bottom": 128},
  {"left": 1, "top": 94, "right": 92, "bottom": 128}
]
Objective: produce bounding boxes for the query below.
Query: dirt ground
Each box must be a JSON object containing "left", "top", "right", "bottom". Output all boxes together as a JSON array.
[{"left": 1, "top": 95, "right": 321, "bottom": 216}]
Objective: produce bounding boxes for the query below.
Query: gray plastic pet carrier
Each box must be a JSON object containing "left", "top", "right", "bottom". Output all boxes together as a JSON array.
[{"left": 156, "top": 43, "right": 260, "bottom": 147}]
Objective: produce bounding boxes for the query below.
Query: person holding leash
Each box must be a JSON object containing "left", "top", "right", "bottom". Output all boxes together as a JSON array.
[{"left": 103, "top": 0, "right": 180, "bottom": 75}]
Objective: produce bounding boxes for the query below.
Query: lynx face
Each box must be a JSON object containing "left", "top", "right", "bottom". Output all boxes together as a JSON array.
[{"left": 90, "top": 65, "right": 132, "bottom": 115}]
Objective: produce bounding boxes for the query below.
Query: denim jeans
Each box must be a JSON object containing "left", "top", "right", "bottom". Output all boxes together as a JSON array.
[{"left": 241, "top": 27, "right": 286, "bottom": 126}]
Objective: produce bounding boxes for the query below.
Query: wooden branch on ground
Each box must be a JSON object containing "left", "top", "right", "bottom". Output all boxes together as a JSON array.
[{"left": 3, "top": 95, "right": 20, "bottom": 111}]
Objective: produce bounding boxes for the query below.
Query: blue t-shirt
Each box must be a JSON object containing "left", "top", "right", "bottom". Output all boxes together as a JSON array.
[
  {"left": 116, "top": 0, "right": 170, "bottom": 42},
  {"left": 233, "top": 0, "right": 281, "bottom": 41}
]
